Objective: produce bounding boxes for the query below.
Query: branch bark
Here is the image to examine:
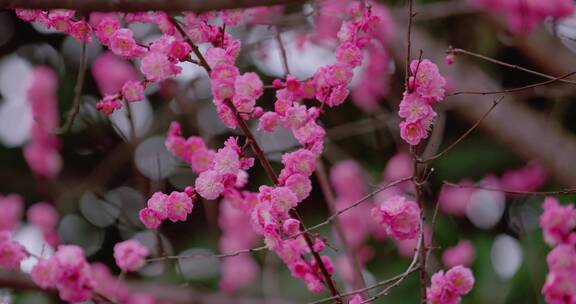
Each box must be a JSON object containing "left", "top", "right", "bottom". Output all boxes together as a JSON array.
[{"left": 0, "top": 0, "right": 304, "bottom": 12}]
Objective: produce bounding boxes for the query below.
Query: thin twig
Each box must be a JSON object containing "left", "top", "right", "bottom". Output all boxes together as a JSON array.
[
  {"left": 301, "top": 177, "right": 413, "bottom": 235},
  {"left": 447, "top": 71, "right": 576, "bottom": 96},
  {"left": 275, "top": 26, "right": 291, "bottom": 76},
  {"left": 146, "top": 245, "right": 268, "bottom": 263},
  {"left": 420, "top": 96, "right": 503, "bottom": 163},
  {"left": 442, "top": 181, "right": 576, "bottom": 196},
  {"left": 359, "top": 222, "right": 424, "bottom": 304},
  {"left": 451, "top": 47, "right": 576, "bottom": 85},
  {"left": 315, "top": 160, "right": 367, "bottom": 293},
  {"left": 309, "top": 264, "right": 420, "bottom": 304},
  {"left": 405, "top": 0, "right": 415, "bottom": 89},
  {"left": 55, "top": 39, "right": 87, "bottom": 134}
]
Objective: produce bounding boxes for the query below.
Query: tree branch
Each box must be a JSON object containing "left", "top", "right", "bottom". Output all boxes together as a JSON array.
[{"left": 1, "top": 0, "right": 305, "bottom": 13}]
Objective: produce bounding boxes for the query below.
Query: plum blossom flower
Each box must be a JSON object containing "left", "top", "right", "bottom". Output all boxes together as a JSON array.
[
  {"left": 114, "top": 239, "right": 149, "bottom": 272},
  {"left": 371, "top": 195, "right": 420, "bottom": 240}
]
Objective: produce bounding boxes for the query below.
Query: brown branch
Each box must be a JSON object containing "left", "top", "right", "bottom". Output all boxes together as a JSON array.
[
  {"left": 442, "top": 181, "right": 576, "bottom": 196},
  {"left": 55, "top": 39, "right": 87, "bottom": 134},
  {"left": 146, "top": 245, "right": 268, "bottom": 262},
  {"left": 308, "top": 263, "right": 420, "bottom": 304},
  {"left": 275, "top": 27, "right": 291, "bottom": 76},
  {"left": 1, "top": 0, "right": 305, "bottom": 13},
  {"left": 301, "top": 177, "right": 413, "bottom": 235},
  {"left": 447, "top": 71, "right": 576, "bottom": 96},
  {"left": 451, "top": 47, "right": 576, "bottom": 86},
  {"left": 420, "top": 97, "right": 503, "bottom": 163}
]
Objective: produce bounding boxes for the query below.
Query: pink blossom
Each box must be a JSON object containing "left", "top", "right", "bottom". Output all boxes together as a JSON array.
[
  {"left": 210, "top": 64, "right": 240, "bottom": 100},
  {"left": 409, "top": 59, "right": 446, "bottom": 103},
  {"left": 438, "top": 180, "right": 474, "bottom": 216},
  {"left": 271, "top": 187, "right": 299, "bottom": 214},
  {"left": 285, "top": 174, "right": 312, "bottom": 202},
  {"left": 95, "top": 94, "right": 122, "bottom": 115},
  {"left": 92, "top": 52, "right": 138, "bottom": 95},
  {"left": 258, "top": 112, "right": 280, "bottom": 132},
  {"left": 383, "top": 153, "right": 413, "bottom": 182},
  {"left": 114, "top": 239, "right": 149, "bottom": 272},
  {"left": 109, "top": 29, "right": 139, "bottom": 57},
  {"left": 349, "top": 295, "right": 364, "bottom": 304},
  {"left": 294, "top": 120, "right": 326, "bottom": 146},
  {"left": 283, "top": 219, "right": 301, "bottom": 236},
  {"left": 205, "top": 48, "right": 234, "bottom": 67},
  {"left": 140, "top": 52, "right": 182, "bottom": 82},
  {"left": 330, "top": 160, "right": 366, "bottom": 199},
  {"left": 213, "top": 146, "right": 241, "bottom": 175},
  {"left": 427, "top": 266, "right": 474, "bottom": 304},
  {"left": 219, "top": 255, "right": 258, "bottom": 292},
  {"left": 25, "top": 66, "right": 62, "bottom": 179},
  {"left": 27, "top": 202, "right": 59, "bottom": 233},
  {"left": 139, "top": 208, "right": 162, "bottom": 229},
  {"left": 51, "top": 245, "right": 95, "bottom": 302},
  {"left": 195, "top": 170, "right": 225, "bottom": 200},
  {"left": 146, "top": 192, "right": 169, "bottom": 220},
  {"left": 540, "top": 197, "right": 576, "bottom": 246},
  {"left": 445, "top": 265, "right": 475, "bottom": 295},
  {"left": 31, "top": 258, "right": 57, "bottom": 289},
  {"left": 442, "top": 240, "right": 476, "bottom": 268},
  {"left": 122, "top": 80, "right": 145, "bottom": 102},
  {"left": 399, "top": 93, "right": 434, "bottom": 122},
  {"left": 335, "top": 42, "right": 364, "bottom": 67},
  {"left": 234, "top": 72, "right": 264, "bottom": 101},
  {"left": 166, "top": 191, "right": 194, "bottom": 222},
  {"left": 0, "top": 237, "right": 28, "bottom": 269},
  {"left": 95, "top": 17, "right": 120, "bottom": 45},
  {"left": 325, "top": 84, "right": 349, "bottom": 107},
  {"left": 15, "top": 9, "right": 42, "bottom": 22},
  {"left": 191, "top": 148, "right": 216, "bottom": 173},
  {"left": 0, "top": 194, "right": 23, "bottom": 231},
  {"left": 371, "top": 195, "right": 420, "bottom": 240},
  {"left": 282, "top": 149, "right": 317, "bottom": 177},
  {"left": 501, "top": 162, "right": 546, "bottom": 193},
  {"left": 69, "top": 20, "right": 93, "bottom": 42},
  {"left": 400, "top": 120, "right": 428, "bottom": 146}
]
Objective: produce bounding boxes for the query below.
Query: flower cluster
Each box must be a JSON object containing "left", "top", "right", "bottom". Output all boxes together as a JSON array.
[
  {"left": 371, "top": 195, "right": 421, "bottom": 240},
  {"left": 24, "top": 66, "right": 62, "bottom": 179},
  {"left": 139, "top": 187, "right": 197, "bottom": 229},
  {"left": 540, "top": 197, "right": 576, "bottom": 303},
  {"left": 0, "top": 231, "right": 28, "bottom": 269},
  {"left": 113, "top": 239, "right": 149, "bottom": 272},
  {"left": 32, "top": 245, "right": 95, "bottom": 302},
  {"left": 15, "top": 9, "right": 92, "bottom": 42},
  {"left": 427, "top": 265, "right": 475, "bottom": 304},
  {"left": 398, "top": 59, "right": 446, "bottom": 146},
  {"left": 468, "top": 0, "right": 574, "bottom": 34},
  {"left": 314, "top": 0, "right": 396, "bottom": 112}
]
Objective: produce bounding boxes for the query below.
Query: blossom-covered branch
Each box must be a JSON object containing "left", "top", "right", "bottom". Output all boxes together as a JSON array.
[{"left": 0, "top": 0, "right": 305, "bottom": 12}]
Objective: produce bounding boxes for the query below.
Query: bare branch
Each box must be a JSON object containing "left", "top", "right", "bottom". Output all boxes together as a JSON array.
[
  {"left": 420, "top": 97, "right": 503, "bottom": 163},
  {"left": 55, "top": 40, "right": 87, "bottom": 134},
  {"left": 447, "top": 71, "right": 576, "bottom": 96},
  {"left": 442, "top": 181, "right": 576, "bottom": 196},
  {"left": 451, "top": 47, "right": 576, "bottom": 86}
]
